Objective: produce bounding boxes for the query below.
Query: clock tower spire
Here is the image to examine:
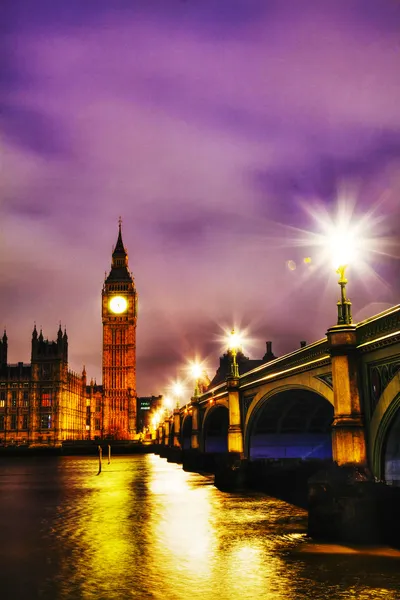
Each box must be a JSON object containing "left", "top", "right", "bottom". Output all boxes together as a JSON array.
[{"left": 102, "top": 219, "right": 138, "bottom": 439}]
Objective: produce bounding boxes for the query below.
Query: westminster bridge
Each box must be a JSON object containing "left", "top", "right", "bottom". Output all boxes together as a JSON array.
[{"left": 156, "top": 304, "right": 400, "bottom": 545}]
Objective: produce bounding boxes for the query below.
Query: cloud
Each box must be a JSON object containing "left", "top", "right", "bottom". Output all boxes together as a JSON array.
[{"left": 1, "top": 0, "right": 400, "bottom": 394}]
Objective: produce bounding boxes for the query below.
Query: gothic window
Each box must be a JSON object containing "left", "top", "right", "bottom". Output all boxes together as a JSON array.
[
  {"left": 22, "top": 415, "right": 28, "bottom": 430},
  {"left": 41, "top": 392, "right": 52, "bottom": 407},
  {"left": 0, "top": 415, "right": 4, "bottom": 430},
  {"left": 10, "top": 414, "right": 17, "bottom": 430},
  {"left": 42, "top": 364, "right": 51, "bottom": 379},
  {"left": 40, "top": 414, "right": 52, "bottom": 429}
]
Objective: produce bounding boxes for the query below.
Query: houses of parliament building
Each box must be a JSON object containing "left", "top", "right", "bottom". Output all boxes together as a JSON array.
[{"left": 0, "top": 223, "right": 140, "bottom": 445}]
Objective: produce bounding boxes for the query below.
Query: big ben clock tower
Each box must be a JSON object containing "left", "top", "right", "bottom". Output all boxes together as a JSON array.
[{"left": 102, "top": 219, "right": 138, "bottom": 439}]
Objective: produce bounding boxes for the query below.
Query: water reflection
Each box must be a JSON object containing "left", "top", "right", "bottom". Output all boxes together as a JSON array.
[{"left": 0, "top": 455, "right": 399, "bottom": 600}]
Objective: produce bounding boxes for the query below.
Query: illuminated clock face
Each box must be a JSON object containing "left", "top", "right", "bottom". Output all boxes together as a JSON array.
[{"left": 109, "top": 296, "right": 128, "bottom": 314}]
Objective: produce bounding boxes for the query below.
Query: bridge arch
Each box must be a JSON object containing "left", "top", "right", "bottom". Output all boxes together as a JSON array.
[
  {"left": 244, "top": 384, "right": 334, "bottom": 461},
  {"left": 180, "top": 414, "right": 192, "bottom": 450},
  {"left": 370, "top": 372, "right": 400, "bottom": 482},
  {"left": 202, "top": 404, "right": 229, "bottom": 453}
]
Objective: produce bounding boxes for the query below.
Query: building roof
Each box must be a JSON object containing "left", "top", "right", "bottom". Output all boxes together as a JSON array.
[
  {"left": 105, "top": 221, "right": 134, "bottom": 283},
  {"left": 105, "top": 265, "right": 134, "bottom": 283},
  {"left": 0, "top": 363, "right": 32, "bottom": 380},
  {"left": 112, "top": 221, "right": 127, "bottom": 258},
  {"left": 208, "top": 353, "right": 264, "bottom": 387}
]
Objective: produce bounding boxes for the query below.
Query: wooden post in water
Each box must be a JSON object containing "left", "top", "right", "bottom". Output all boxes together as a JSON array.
[
  {"left": 97, "top": 445, "right": 102, "bottom": 475},
  {"left": 108, "top": 444, "right": 111, "bottom": 465}
]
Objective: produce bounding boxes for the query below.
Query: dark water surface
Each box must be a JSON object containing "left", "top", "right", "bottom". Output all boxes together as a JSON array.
[{"left": 0, "top": 455, "right": 399, "bottom": 600}]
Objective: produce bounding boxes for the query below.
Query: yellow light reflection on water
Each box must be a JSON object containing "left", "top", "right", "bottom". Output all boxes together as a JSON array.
[
  {"left": 147, "top": 456, "right": 213, "bottom": 574},
  {"left": 43, "top": 455, "right": 400, "bottom": 600},
  {"left": 53, "top": 457, "right": 139, "bottom": 598}
]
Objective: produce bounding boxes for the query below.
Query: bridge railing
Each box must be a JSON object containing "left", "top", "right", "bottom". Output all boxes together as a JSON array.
[
  {"left": 239, "top": 338, "right": 329, "bottom": 388},
  {"left": 177, "top": 304, "right": 400, "bottom": 416},
  {"left": 356, "top": 304, "right": 400, "bottom": 348}
]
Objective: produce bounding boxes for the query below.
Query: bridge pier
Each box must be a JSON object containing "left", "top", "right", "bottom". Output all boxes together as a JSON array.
[
  {"left": 212, "top": 376, "right": 247, "bottom": 490},
  {"left": 190, "top": 397, "right": 200, "bottom": 450},
  {"left": 181, "top": 448, "right": 217, "bottom": 473},
  {"left": 166, "top": 408, "right": 183, "bottom": 463},
  {"left": 165, "top": 446, "right": 183, "bottom": 463},
  {"left": 308, "top": 464, "right": 386, "bottom": 543},
  {"left": 227, "top": 376, "right": 244, "bottom": 454},
  {"left": 214, "top": 453, "right": 247, "bottom": 491},
  {"left": 308, "top": 324, "right": 378, "bottom": 543}
]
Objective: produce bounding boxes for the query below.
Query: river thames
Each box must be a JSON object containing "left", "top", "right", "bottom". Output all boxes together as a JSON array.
[{"left": 0, "top": 455, "right": 399, "bottom": 600}]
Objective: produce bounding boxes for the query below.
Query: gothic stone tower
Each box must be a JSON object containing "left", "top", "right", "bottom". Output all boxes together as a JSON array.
[{"left": 102, "top": 221, "right": 138, "bottom": 439}]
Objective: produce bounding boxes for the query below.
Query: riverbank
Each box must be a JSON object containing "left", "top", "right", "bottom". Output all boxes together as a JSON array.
[{"left": 0, "top": 441, "right": 156, "bottom": 457}]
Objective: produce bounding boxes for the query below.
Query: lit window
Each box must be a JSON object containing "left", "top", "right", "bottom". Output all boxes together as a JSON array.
[
  {"left": 40, "top": 414, "right": 52, "bottom": 429},
  {"left": 41, "top": 393, "right": 52, "bottom": 407}
]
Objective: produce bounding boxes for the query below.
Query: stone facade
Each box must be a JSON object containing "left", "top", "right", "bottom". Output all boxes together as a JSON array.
[
  {"left": 0, "top": 326, "right": 87, "bottom": 445},
  {"left": 0, "top": 223, "right": 139, "bottom": 445}
]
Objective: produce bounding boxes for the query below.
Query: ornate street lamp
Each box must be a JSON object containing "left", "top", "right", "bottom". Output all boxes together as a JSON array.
[
  {"left": 329, "top": 229, "right": 356, "bottom": 326},
  {"left": 190, "top": 362, "right": 203, "bottom": 398},
  {"left": 171, "top": 381, "right": 184, "bottom": 408},
  {"left": 227, "top": 328, "right": 242, "bottom": 378},
  {"left": 162, "top": 396, "right": 174, "bottom": 426},
  {"left": 336, "top": 264, "right": 352, "bottom": 325}
]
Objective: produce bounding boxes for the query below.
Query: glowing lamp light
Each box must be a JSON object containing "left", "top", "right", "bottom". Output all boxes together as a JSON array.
[
  {"left": 227, "top": 328, "right": 242, "bottom": 352},
  {"left": 163, "top": 396, "right": 172, "bottom": 410},
  {"left": 327, "top": 228, "right": 359, "bottom": 271},
  {"left": 314, "top": 201, "right": 367, "bottom": 326},
  {"left": 225, "top": 328, "right": 242, "bottom": 378},
  {"left": 188, "top": 360, "right": 206, "bottom": 398},
  {"left": 172, "top": 382, "right": 184, "bottom": 398},
  {"left": 190, "top": 362, "right": 203, "bottom": 380}
]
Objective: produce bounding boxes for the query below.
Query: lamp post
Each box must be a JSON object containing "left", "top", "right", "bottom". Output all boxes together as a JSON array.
[
  {"left": 190, "top": 362, "right": 203, "bottom": 398},
  {"left": 163, "top": 395, "right": 173, "bottom": 416},
  {"left": 328, "top": 226, "right": 356, "bottom": 326},
  {"left": 171, "top": 382, "right": 184, "bottom": 408},
  {"left": 227, "top": 329, "right": 241, "bottom": 378},
  {"left": 325, "top": 221, "right": 367, "bottom": 466},
  {"left": 336, "top": 264, "right": 352, "bottom": 325}
]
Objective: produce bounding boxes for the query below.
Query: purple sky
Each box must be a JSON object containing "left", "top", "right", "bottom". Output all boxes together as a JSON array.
[{"left": 2, "top": 0, "right": 400, "bottom": 395}]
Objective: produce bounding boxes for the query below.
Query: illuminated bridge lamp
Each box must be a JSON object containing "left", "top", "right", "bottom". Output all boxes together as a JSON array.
[
  {"left": 190, "top": 362, "right": 203, "bottom": 398},
  {"left": 328, "top": 228, "right": 356, "bottom": 326},
  {"left": 163, "top": 396, "right": 173, "bottom": 416},
  {"left": 172, "top": 381, "right": 184, "bottom": 408},
  {"left": 227, "top": 328, "right": 242, "bottom": 378}
]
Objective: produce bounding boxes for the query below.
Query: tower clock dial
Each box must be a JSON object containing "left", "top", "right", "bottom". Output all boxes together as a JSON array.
[{"left": 109, "top": 295, "right": 128, "bottom": 314}]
